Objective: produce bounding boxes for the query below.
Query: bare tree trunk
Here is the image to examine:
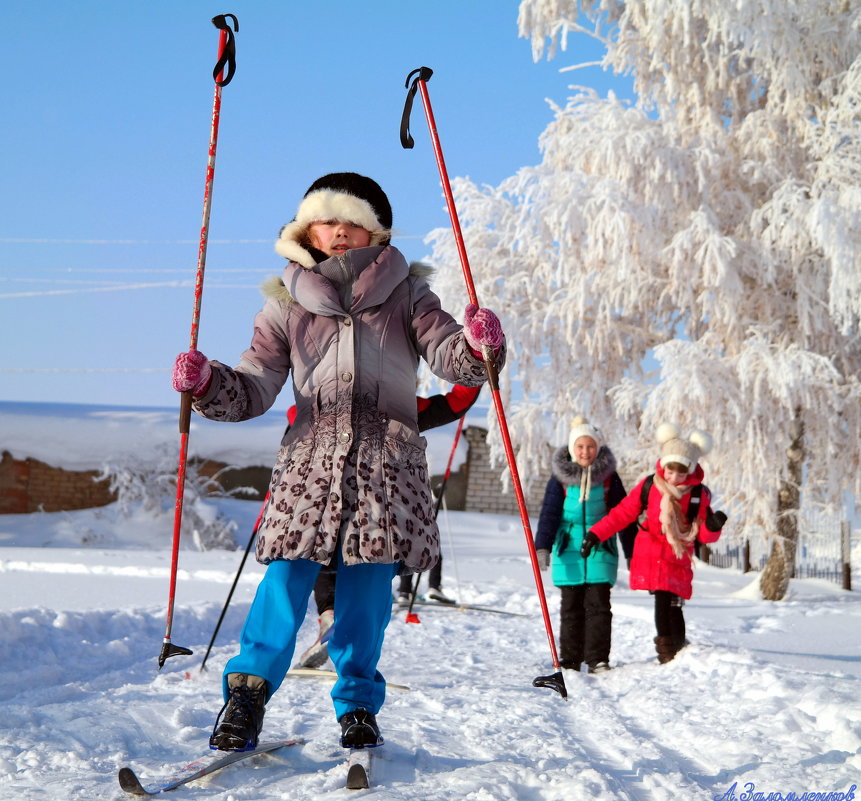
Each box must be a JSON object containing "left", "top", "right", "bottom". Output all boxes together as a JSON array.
[{"left": 760, "top": 411, "right": 804, "bottom": 601}]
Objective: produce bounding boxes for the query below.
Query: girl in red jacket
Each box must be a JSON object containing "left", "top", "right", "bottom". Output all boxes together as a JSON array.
[{"left": 581, "top": 423, "right": 724, "bottom": 664}]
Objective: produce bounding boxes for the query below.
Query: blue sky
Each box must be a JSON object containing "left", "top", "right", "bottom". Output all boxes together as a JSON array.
[{"left": 1, "top": 0, "right": 631, "bottom": 409}]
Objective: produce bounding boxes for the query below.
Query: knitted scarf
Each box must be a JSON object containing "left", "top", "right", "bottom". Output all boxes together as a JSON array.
[{"left": 653, "top": 472, "right": 701, "bottom": 559}]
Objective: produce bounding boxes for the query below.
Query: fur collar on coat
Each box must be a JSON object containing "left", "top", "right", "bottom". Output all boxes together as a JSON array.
[
  {"left": 261, "top": 255, "right": 435, "bottom": 305},
  {"left": 551, "top": 444, "right": 617, "bottom": 488}
]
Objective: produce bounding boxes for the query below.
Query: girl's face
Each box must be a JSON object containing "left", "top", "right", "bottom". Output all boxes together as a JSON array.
[
  {"left": 572, "top": 436, "right": 598, "bottom": 467},
  {"left": 308, "top": 219, "right": 371, "bottom": 257},
  {"left": 664, "top": 465, "right": 690, "bottom": 486}
]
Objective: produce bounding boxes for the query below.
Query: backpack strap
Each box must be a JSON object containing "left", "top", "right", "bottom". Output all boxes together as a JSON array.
[{"left": 640, "top": 474, "right": 654, "bottom": 510}]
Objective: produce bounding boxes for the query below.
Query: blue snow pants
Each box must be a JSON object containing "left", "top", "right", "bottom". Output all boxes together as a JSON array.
[{"left": 223, "top": 549, "right": 399, "bottom": 720}]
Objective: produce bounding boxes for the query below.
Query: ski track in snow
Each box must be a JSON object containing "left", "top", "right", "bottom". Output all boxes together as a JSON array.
[{"left": 1, "top": 514, "right": 860, "bottom": 800}]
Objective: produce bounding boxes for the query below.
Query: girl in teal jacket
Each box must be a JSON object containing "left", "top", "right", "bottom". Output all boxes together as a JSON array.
[{"left": 535, "top": 417, "right": 636, "bottom": 673}]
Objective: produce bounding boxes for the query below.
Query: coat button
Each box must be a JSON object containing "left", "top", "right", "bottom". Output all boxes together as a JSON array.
[
  {"left": 339, "top": 431, "right": 351, "bottom": 443},
  {"left": 329, "top": 492, "right": 339, "bottom": 503},
  {"left": 343, "top": 318, "right": 352, "bottom": 326},
  {"left": 341, "top": 371, "right": 352, "bottom": 382}
]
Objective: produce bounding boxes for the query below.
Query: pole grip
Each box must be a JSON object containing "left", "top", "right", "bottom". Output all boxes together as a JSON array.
[
  {"left": 481, "top": 346, "right": 500, "bottom": 392},
  {"left": 179, "top": 392, "right": 192, "bottom": 435}
]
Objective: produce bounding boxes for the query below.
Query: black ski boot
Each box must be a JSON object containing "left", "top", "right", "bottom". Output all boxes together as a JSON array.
[
  {"left": 209, "top": 673, "right": 267, "bottom": 751},
  {"left": 338, "top": 708, "right": 383, "bottom": 748}
]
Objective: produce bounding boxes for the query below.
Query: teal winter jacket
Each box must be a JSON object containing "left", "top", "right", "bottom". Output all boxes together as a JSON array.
[{"left": 535, "top": 446, "right": 636, "bottom": 587}]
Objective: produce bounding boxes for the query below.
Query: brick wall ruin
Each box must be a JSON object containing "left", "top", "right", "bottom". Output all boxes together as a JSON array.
[
  {"left": 0, "top": 450, "right": 116, "bottom": 514},
  {"left": 462, "top": 426, "right": 551, "bottom": 517}
]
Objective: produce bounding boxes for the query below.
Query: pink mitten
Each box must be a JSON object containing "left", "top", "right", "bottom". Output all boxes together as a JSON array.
[
  {"left": 171, "top": 349, "right": 212, "bottom": 395},
  {"left": 463, "top": 304, "right": 503, "bottom": 354}
]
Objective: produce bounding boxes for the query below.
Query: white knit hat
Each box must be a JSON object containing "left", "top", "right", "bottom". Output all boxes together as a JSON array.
[
  {"left": 657, "top": 423, "right": 713, "bottom": 471},
  {"left": 568, "top": 415, "right": 604, "bottom": 458}
]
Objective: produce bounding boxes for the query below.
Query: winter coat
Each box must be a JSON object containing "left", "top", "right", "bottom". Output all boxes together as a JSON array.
[
  {"left": 191, "top": 245, "right": 505, "bottom": 571},
  {"left": 589, "top": 460, "right": 721, "bottom": 599},
  {"left": 534, "top": 446, "right": 636, "bottom": 587}
]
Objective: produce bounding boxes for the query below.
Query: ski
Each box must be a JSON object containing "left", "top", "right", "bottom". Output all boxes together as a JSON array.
[
  {"left": 396, "top": 599, "right": 528, "bottom": 617},
  {"left": 118, "top": 738, "right": 305, "bottom": 796},
  {"left": 346, "top": 748, "right": 372, "bottom": 790},
  {"left": 286, "top": 667, "right": 410, "bottom": 691}
]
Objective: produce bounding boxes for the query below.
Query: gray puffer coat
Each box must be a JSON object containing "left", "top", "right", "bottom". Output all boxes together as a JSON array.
[{"left": 192, "top": 245, "right": 504, "bottom": 571}]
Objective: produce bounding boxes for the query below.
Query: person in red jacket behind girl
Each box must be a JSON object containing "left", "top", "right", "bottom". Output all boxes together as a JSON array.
[{"left": 581, "top": 423, "right": 726, "bottom": 664}]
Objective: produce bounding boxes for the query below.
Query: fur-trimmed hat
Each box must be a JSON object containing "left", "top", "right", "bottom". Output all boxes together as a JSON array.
[
  {"left": 568, "top": 415, "right": 604, "bottom": 457},
  {"left": 657, "top": 423, "right": 713, "bottom": 471},
  {"left": 275, "top": 172, "right": 392, "bottom": 268}
]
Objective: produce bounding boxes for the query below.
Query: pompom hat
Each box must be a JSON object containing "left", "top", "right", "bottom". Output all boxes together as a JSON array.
[
  {"left": 275, "top": 172, "right": 393, "bottom": 268},
  {"left": 568, "top": 415, "right": 605, "bottom": 458},
  {"left": 657, "top": 423, "right": 713, "bottom": 471}
]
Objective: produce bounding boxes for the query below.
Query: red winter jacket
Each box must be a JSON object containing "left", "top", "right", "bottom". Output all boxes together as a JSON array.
[{"left": 589, "top": 461, "right": 721, "bottom": 599}]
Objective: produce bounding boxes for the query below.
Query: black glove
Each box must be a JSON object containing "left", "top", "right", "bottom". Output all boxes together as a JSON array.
[
  {"left": 706, "top": 509, "right": 727, "bottom": 532},
  {"left": 580, "top": 531, "right": 600, "bottom": 559}
]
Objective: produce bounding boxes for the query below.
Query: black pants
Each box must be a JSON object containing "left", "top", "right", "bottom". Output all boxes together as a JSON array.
[
  {"left": 314, "top": 555, "right": 445, "bottom": 612},
  {"left": 313, "top": 567, "right": 336, "bottom": 615},
  {"left": 397, "top": 555, "right": 443, "bottom": 595},
  {"left": 653, "top": 590, "right": 685, "bottom": 646},
  {"left": 558, "top": 583, "right": 612, "bottom": 668}
]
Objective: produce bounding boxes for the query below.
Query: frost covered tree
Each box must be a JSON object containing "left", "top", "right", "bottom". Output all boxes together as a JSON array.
[{"left": 425, "top": 0, "right": 861, "bottom": 599}]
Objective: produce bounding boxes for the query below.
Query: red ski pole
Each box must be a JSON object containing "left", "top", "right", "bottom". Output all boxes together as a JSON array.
[
  {"left": 401, "top": 67, "right": 566, "bottom": 699},
  {"left": 160, "top": 14, "right": 239, "bottom": 669}
]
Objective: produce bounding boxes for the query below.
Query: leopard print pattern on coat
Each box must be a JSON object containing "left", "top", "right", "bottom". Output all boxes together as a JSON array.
[{"left": 255, "top": 393, "right": 439, "bottom": 571}]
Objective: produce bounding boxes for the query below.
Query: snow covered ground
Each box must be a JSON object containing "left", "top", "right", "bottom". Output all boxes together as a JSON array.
[{"left": 1, "top": 495, "right": 859, "bottom": 800}]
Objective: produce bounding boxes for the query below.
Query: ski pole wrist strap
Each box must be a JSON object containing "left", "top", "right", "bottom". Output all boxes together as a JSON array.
[
  {"left": 211, "top": 14, "right": 239, "bottom": 87},
  {"left": 400, "top": 66, "right": 434, "bottom": 149}
]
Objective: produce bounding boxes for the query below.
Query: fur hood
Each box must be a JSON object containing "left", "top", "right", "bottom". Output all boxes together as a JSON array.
[{"left": 551, "top": 444, "right": 617, "bottom": 487}]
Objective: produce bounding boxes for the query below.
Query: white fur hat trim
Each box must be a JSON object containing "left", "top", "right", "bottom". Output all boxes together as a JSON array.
[{"left": 274, "top": 190, "right": 388, "bottom": 267}]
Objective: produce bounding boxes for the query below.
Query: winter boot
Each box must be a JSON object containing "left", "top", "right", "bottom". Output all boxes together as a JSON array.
[
  {"left": 209, "top": 673, "right": 267, "bottom": 751},
  {"left": 338, "top": 708, "right": 384, "bottom": 749},
  {"left": 587, "top": 661, "right": 612, "bottom": 674},
  {"left": 426, "top": 586, "right": 456, "bottom": 605},
  {"left": 654, "top": 636, "right": 678, "bottom": 664},
  {"left": 295, "top": 609, "right": 334, "bottom": 669}
]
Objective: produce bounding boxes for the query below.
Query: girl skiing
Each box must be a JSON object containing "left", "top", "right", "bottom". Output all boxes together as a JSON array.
[
  {"left": 172, "top": 172, "right": 505, "bottom": 750},
  {"left": 581, "top": 423, "right": 725, "bottom": 663},
  {"left": 534, "top": 416, "right": 636, "bottom": 673}
]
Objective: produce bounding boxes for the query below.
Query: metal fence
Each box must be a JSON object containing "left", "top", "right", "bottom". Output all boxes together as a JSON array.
[{"left": 701, "top": 511, "right": 854, "bottom": 590}]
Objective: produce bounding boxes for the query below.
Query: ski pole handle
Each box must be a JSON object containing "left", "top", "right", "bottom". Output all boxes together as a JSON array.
[
  {"left": 179, "top": 391, "right": 193, "bottom": 434},
  {"left": 211, "top": 14, "right": 239, "bottom": 86}
]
